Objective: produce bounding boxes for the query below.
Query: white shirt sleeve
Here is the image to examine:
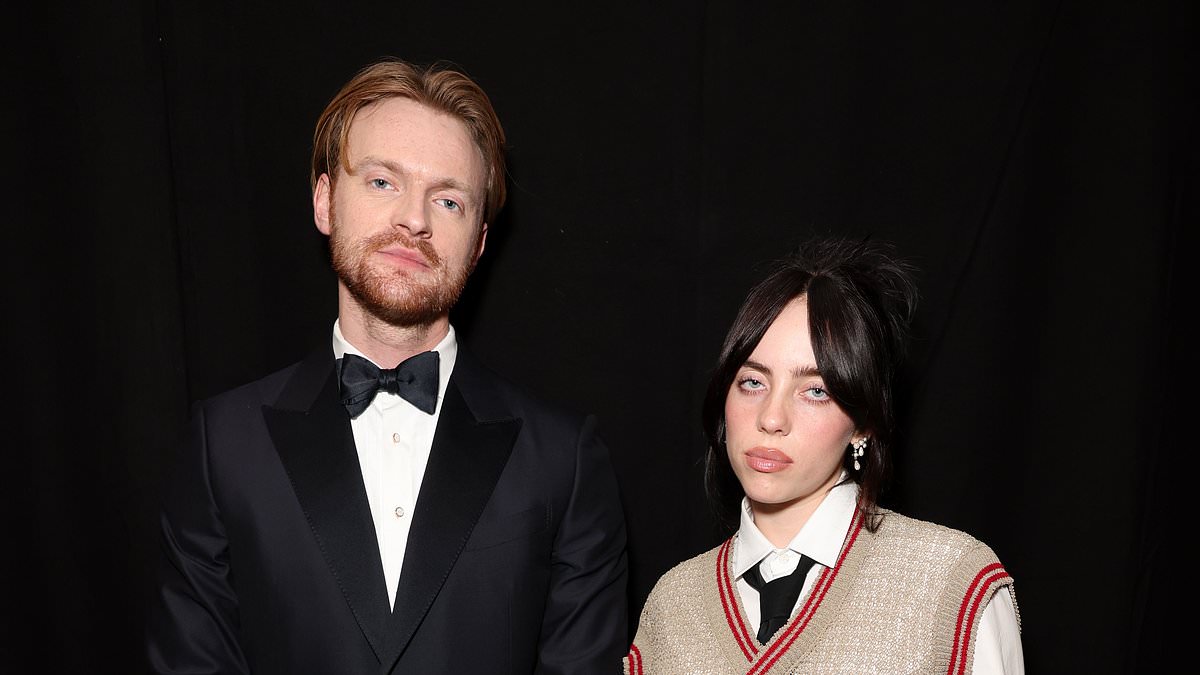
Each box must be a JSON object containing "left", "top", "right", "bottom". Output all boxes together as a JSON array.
[{"left": 971, "top": 586, "right": 1024, "bottom": 675}]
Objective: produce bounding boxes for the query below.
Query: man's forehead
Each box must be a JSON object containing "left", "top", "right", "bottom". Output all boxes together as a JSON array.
[
  {"left": 342, "top": 98, "right": 486, "bottom": 185},
  {"left": 349, "top": 98, "right": 469, "bottom": 144}
]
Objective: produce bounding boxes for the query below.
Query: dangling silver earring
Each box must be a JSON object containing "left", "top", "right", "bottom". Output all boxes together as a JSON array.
[{"left": 851, "top": 437, "right": 868, "bottom": 471}]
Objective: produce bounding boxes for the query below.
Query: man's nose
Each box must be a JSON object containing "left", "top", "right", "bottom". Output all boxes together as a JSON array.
[{"left": 390, "top": 193, "right": 431, "bottom": 237}]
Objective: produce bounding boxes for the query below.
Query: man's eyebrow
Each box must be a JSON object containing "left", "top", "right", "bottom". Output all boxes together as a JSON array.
[
  {"left": 349, "top": 155, "right": 400, "bottom": 174},
  {"left": 352, "top": 156, "right": 475, "bottom": 194}
]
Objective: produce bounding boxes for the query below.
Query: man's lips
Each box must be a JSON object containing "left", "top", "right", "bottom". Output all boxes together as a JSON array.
[
  {"left": 376, "top": 245, "right": 431, "bottom": 269},
  {"left": 744, "top": 446, "right": 792, "bottom": 473}
]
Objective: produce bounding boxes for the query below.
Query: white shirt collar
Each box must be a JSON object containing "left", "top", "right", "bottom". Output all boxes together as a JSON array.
[
  {"left": 734, "top": 475, "right": 859, "bottom": 578},
  {"left": 331, "top": 319, "right": 458, "bottom": 413}
]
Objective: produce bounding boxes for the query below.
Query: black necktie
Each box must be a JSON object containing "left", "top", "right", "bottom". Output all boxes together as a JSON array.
[
  {"left": 337, "top": 351, "right": 440, "bottom": 418},
  {"left": 744, "top": 554, "right": 817, "bottom": 644}
]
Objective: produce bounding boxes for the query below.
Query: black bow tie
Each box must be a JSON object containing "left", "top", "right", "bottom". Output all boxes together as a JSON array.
[{"left": 337, "top": 351, "right": 440, "bottom": 418}]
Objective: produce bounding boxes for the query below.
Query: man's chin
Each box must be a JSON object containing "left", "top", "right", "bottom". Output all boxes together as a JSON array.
[
  {"left": 354, "top": 288, "right": 448, "bottom": 326},
  {"left": 337, "top": 265, "right": 467, "bottom": 326}
]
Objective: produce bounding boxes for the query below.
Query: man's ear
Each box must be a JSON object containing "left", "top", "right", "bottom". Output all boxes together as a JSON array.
[
  {"left": 474, "top": 222, "right": 488, "bottom": 263},
  {"left": 313, "top": 174, "right": 332, "bottom": 235}
]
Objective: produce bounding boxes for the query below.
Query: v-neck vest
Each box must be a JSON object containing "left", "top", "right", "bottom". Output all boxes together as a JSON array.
[{"left": 625, "top": 510, "right": 1017, "bottom": 675}]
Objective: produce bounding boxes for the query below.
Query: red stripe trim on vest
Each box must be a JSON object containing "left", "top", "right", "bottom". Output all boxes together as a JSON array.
[
  {"left": 747, "top": 510, "right": 866, "bottom": 675},
  {"left": 624, "top": 644, "right": 643, "bottom": 675},
  {"left": 947, "top": 563, "right": 1011, "bottom": 675},
  {"left": 717, "top": 538, "right": 757, "bottom": 660}
]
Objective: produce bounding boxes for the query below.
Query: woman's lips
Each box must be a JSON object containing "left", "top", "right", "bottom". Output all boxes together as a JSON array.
[{"left": 745, "top": 446, "right": 792, "bottom": 473}]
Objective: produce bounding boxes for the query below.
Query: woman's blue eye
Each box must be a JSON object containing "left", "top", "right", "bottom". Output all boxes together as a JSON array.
[{"left": 738, "top": 377, "right": 764, "bottom": 390}]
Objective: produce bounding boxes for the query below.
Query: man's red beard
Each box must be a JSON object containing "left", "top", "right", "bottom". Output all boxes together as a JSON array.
[{"left": 328, "top": 216, "right": 475, "bottom": 327}]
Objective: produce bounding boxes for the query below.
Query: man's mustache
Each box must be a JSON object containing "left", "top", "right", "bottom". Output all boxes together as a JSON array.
[{"left": 362, "top": 231, "right": 443, "bottom": 269}]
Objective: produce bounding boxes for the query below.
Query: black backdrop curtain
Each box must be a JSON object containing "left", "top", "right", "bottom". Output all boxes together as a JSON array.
[{"left": 3, "top": 1, "right": 1193, "bottom": 672}]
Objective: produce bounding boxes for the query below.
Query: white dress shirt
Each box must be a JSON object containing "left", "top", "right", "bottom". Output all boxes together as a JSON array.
[
  {"left": 733, "top": 479, "right": 1024, "bottom": 674},
  {"left": 332, "top": 320, "right": 457, "bottom": 610}
]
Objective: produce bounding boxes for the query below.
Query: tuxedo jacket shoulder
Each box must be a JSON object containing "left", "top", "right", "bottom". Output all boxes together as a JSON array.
[{"left": 149, "top": 346, "right": 629, "bottom": 675}]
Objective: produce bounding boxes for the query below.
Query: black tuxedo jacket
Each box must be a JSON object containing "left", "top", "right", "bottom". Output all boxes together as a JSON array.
[{"left": 148, "top": 346, "right": 629, "bottom": 674}]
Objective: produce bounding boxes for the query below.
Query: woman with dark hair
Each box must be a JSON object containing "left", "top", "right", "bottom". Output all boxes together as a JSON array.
[{"left": 624, "top": 238, "right": 1023, "bottom": 674}]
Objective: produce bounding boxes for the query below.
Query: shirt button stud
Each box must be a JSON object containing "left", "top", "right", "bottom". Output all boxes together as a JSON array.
[
  {"left": 392, "top": 432, "right": 401, "bottom": 443},
  {"left": 394, "top": 506, "right": 405, "bottom": 518}
]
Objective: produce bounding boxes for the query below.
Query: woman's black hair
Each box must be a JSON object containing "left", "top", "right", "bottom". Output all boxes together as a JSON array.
[{"left": 702, "top": 236, "right": 918, "bottom": 533}]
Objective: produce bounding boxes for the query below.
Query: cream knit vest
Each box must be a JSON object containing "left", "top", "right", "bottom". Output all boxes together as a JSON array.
[{"left": 625, "top": 510, "right": 1018, "bottom": 675}]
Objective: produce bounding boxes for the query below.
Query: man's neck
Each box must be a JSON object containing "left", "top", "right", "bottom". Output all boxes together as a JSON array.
[{"left": 338, "top": 301, "right": 450, "bottom": 369}]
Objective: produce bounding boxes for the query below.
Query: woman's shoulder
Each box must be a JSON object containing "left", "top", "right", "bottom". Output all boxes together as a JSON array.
[
  {"left": 658, "top": 539, "right": 726, "bottom": 580},
  {"left": 872, "top": 509, "right": 1003, "bottom": 565},
  {"left": 862, "top": 510, "right": 1014, "bottom": 617},
  {"left": 643, "top": 539, "right": 728, "bottom": 600}
]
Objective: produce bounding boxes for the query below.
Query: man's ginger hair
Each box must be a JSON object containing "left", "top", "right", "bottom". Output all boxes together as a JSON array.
[{"left": 311, "top": 58, "right": 507, "bottom": 225}]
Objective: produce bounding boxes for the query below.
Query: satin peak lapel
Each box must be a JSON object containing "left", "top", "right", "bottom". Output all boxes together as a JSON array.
[
  {"left": 383, "top": 376, "right": 521, "bottom": 667},
  {"left": 263, "top": 350, "right": 390, "bottom": 663}
]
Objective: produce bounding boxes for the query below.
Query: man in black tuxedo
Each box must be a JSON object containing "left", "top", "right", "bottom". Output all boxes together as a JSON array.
[{"left": 147, "top": 58, "right": 628, "bottom": 674}]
